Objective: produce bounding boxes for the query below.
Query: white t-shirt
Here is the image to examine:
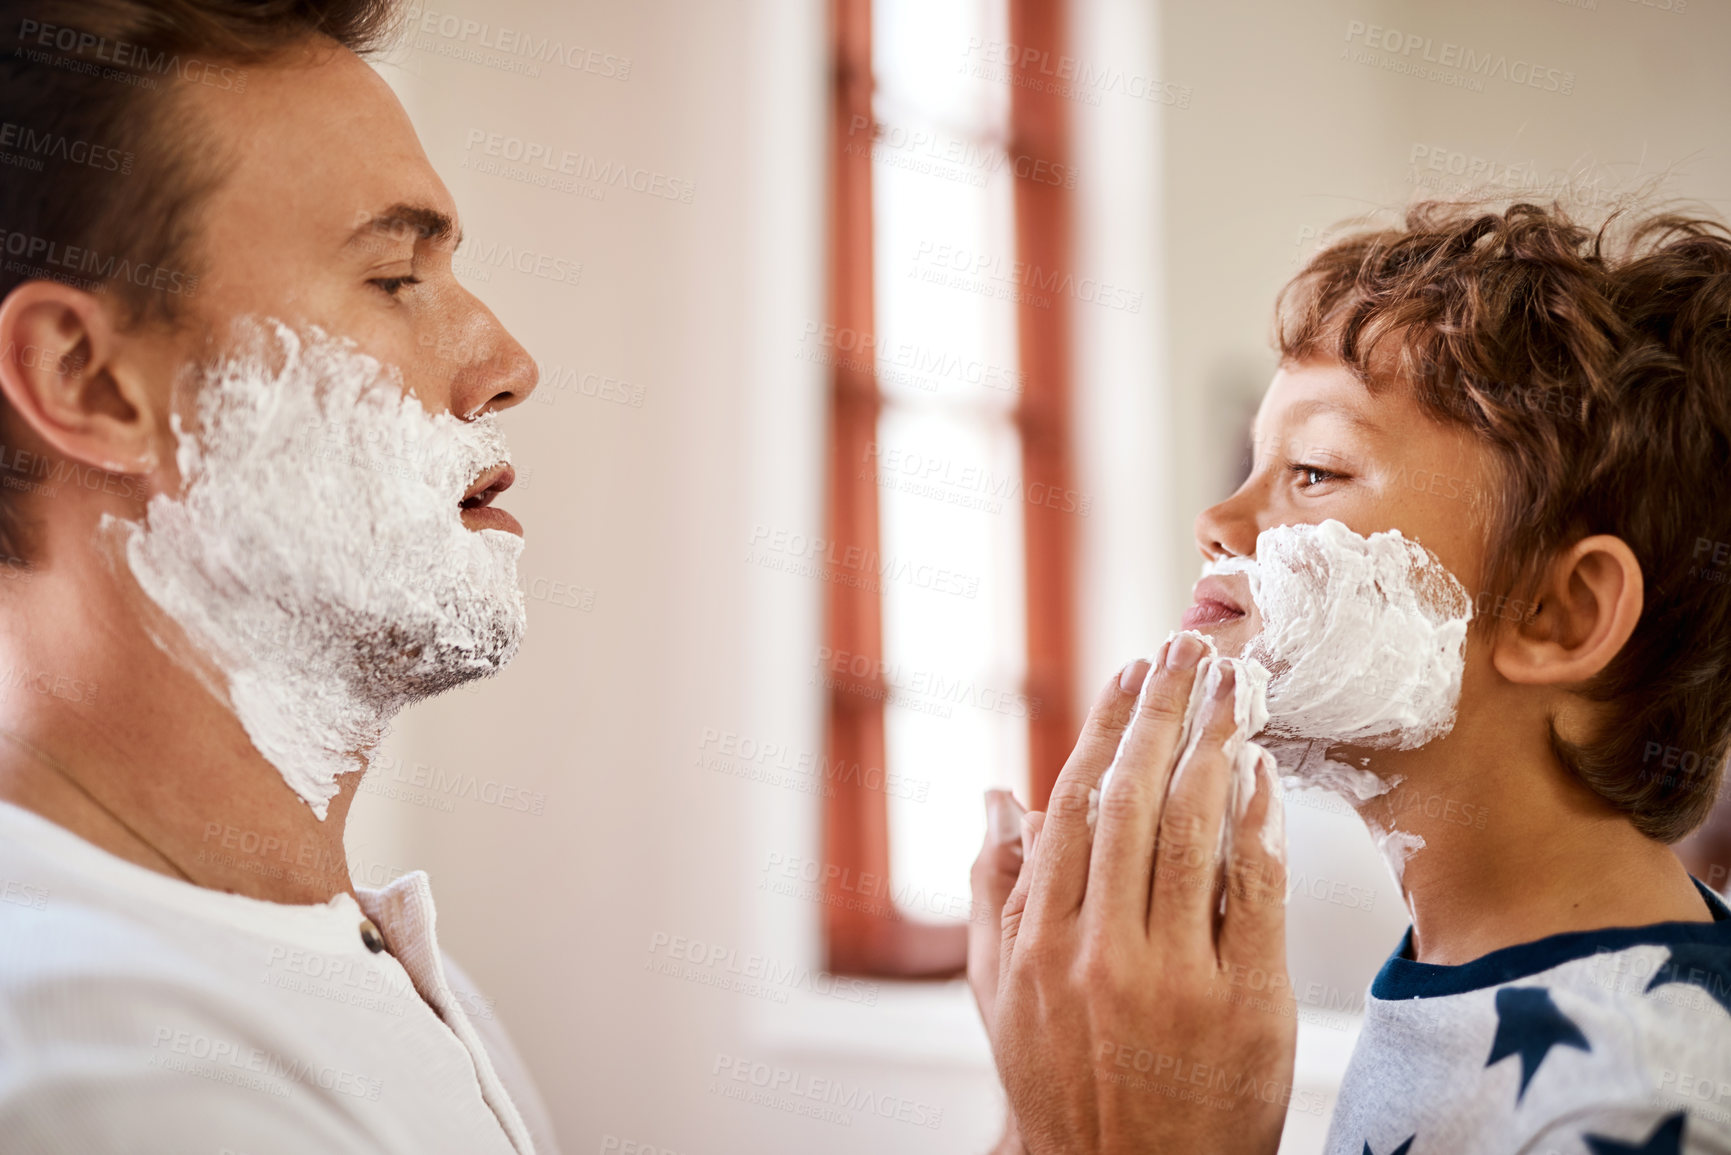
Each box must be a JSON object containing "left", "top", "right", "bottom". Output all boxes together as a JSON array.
[
  {"left": 1327, "top": 879, "right": 1731, "bottom": 1154},
  {"left": 0, "top": 800, "right": 560, "bottom": 1155}
]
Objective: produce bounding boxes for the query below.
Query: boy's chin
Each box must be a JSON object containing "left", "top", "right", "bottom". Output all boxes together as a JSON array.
[{"left": 1188, "top": 616, "right": 1255, "bottom": 659}]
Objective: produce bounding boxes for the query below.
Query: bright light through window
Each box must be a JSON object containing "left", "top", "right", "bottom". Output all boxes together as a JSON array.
[{"left": 870, "top": 0, "right": 1026, "bottom": 920}]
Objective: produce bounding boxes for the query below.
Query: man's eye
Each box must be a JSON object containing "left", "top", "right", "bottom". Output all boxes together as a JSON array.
[{"left": 370, "top": 275, "right": 421, "bottom": 296}]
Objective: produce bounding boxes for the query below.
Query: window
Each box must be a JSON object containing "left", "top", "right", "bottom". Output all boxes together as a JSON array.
[{"left": 821, "top": 0, "right": 1077, "bottom": 977}]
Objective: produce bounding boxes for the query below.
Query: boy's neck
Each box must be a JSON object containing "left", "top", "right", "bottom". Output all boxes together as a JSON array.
[{"left": 1353, "top": 731, "right": 1713, "bottom": 967}]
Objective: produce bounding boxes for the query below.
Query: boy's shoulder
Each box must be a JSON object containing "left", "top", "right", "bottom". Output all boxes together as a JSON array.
[{"left": 1328, "top": 882, "right": 1731, "bottom": 1155}]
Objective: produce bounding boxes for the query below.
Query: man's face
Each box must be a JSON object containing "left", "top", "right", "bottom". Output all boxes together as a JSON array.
[
  {"left": 1188, "top": 359, "right": 1495, "bottom": 658},
  {"left": 75, "top": 40, "right": 543, "bottom": 815},
  {"left": 153, "top": 39, "right": 537, "bottom": 532}
]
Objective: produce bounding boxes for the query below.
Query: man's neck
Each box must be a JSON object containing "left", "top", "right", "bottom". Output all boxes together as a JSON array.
[
  {"left": 0, "top": 545, "right": 360, "bottom": 906},
  {"left": 1354, "top": 724, "right": 1712, "bottom": 967}
]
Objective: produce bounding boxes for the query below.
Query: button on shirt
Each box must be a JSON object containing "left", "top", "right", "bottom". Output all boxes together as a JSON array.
[{"left": 0, "top": 800, "right": 558, "bottom": 1155}]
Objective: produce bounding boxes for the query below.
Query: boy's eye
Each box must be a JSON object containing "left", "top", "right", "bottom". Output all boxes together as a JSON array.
[
  {"left": 370, "top": 275, "right": 421, "bottom": 296},
  {"left": 1288, "top": 462, "right": 1341, "bottom": 488}
]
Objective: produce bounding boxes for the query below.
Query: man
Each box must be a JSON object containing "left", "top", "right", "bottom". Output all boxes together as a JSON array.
[{"left": 0, "top": 2, "right": 557, "bottom": 1151}]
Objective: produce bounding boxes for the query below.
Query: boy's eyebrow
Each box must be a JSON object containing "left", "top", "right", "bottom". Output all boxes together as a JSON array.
[
  {"left": 344, "top": 203, "right": 463, "bottom": 251},
  {"left": 1249, "top": 399, "right": 1382, "bottom": 458},
  {"left": 1282, "top": 398, "right": 1382, "bottom": 433}
]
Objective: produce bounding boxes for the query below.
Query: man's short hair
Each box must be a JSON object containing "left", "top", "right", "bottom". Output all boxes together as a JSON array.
[
  {"left": 0, "top": 0, "right": 402, "bottom": 560},
  {"left": 1277, "top": 199, "right": 1731, "bottom": 843}
]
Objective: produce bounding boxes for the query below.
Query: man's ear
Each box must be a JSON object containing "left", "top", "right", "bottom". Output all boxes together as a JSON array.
[
  {"left": 1490, "top": 535, "right": 1644, "bottom": 687},
  {"left": 0, "top": 282, "right": 162, "bottom": 474}
]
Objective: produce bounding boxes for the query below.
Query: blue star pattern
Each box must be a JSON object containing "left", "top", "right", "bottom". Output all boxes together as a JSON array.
[
  {"left": 1361, "top": 1138, "right": 1415, "bottom": 1155},
  {"left": 1582, "top": 1111, "right": 1687, "bottom": 1155},
  {"left": 1644, "top": 944, "right": 1731, "bottom": 1016},
  {"left": 1484, "top": 986, "right": 1591, "bottom": 1102},
  {"left": 1325, "top": 884, "right": 1731, "bottom": 1155}
]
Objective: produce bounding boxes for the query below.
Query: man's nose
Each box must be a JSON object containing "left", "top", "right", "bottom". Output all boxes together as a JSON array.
[{"left": 448, "top": 307, "right": 539, "bottom": 418}]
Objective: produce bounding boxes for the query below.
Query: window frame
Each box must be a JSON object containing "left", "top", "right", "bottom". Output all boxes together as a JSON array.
[{"left": 820, "top": 0, "right": 1077, "bottom": 979}]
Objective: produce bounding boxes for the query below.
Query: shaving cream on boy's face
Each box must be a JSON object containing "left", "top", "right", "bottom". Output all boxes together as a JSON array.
[
  {"left": 109, "top": 320, "right": 526, "bottom": 820},
  {"left": 1207, "top": 519, "right": 1475, "bottom": 753}
]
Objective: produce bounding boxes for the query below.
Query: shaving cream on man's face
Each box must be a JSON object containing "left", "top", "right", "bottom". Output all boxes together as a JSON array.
[
  {"left": 1208, "top": 519, "right": 1474, "bottom": 752},
  {"left": 109, "top": 320, "right": 526, "bottom": 819}
]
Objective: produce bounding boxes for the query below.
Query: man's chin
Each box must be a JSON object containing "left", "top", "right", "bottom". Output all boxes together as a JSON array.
[
  {"left": 379, "top": 628, "right": 524, "bottom": 703},
  {"left": 345, "top": 588, "right": 526, "bottom": 706}
]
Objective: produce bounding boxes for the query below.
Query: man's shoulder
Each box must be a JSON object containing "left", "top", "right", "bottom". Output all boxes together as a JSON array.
[
  {"left": 0, "top": 802, "right": 219, "bottom": 957},
  {"left": 0, "top": 819, "right": 194, "bottom": 977},
  {"left": 0, "top": 874, "right": 211, "bottom": 978},
  {"left": 0, "top": 857, "right": 266, "bottom": 1060},
  {"left": 0, "top": 805, "right": 369, "bottom": 1034}
]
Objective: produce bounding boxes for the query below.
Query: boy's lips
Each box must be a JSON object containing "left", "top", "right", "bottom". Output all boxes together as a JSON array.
[
  {"left": 1182, "top": 575, "right": 1248, "bottom": 630},
  {"left": 460, "top": 464, "right": 521, "bottom": 535}
]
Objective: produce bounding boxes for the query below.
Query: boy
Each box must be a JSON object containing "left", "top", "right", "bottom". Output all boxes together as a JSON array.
[{"left": 971, "top": 201, "right": 1731, "bottom": 1154}]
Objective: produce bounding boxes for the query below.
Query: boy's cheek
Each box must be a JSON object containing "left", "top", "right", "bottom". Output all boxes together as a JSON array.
[{"left": 1440, "top": 635, "right": 1501, "bottom": 713}]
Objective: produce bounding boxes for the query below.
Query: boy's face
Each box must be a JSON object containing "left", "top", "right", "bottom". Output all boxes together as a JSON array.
[
  {"left": 133, "top": 40, "right": 537, "bottom": 532},
  {"left": 1189, "top": 359, "right": 1496, "bottom": 658}
]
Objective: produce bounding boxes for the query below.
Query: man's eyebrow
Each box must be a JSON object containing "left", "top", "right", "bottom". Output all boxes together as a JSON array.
[{"left": 345, "top": 203, "right": 463, "bottom": 250}]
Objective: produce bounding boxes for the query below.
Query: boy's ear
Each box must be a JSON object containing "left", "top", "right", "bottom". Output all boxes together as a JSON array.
[
  {"left": 0, "top": 281, "right": 162, "bottom": 475},
  {"left": 1491, "top": 535, "right": 1644, "bottom": 687}
]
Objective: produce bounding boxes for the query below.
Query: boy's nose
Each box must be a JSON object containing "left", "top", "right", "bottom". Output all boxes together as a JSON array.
[{"left": 1194, "top": 492, "right": 1260, "bottom": 563}]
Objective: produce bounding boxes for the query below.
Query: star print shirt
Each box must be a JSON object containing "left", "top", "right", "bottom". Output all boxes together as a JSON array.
[{"left": 1327, "top": 880, "right": 1731, "bottom": 1155}]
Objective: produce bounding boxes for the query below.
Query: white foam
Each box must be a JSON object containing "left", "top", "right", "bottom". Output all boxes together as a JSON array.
[
  {"left": 1206, "top": 520, "right": 1471, "bottom": 883},
  {"left": 106, "top": 320, "right": 526, "bottom": 819},
  {"left": 1367, "top": 821, "right": 1426, "bottom": 890},
  {"left": 1208, "top": 519, "right": 1473, "bottom": 752},
  {"left": 1263, "top": 739, "right": 1394, "bottom": 807},
  {"left": 1254, "top": 748, "right": 1287, "bottom": 865}
]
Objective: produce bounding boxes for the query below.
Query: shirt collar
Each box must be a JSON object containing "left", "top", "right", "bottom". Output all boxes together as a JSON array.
[{"left": 1371, "top": 877, "right": 1731, "bottom": 1001}]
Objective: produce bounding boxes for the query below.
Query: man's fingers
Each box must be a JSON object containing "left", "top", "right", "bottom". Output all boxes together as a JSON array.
[
  {"left": 1150, "top": 663, "right": 1239, "bottom": 944},
  {"left": 1021, "top": 808, "right": 1045, "bottom": 863},
  {"left": 969, "top": 789, "right": 1027, "bottom": 1028},
  {"left": 1021, "top": 666, "right": 1144, "bottom": 926},
  {"left": 1087, "top": 636, "right": 1203, "bottom": 930},
  {"left": 999, "top": 810, "right": 1044, "bottom": 968},
  {"left": 1218, "top": 747, "right": 1288, "bottom": 971}
]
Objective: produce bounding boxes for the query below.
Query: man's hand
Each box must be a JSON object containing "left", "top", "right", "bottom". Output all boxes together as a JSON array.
[
  {"left": 970, "top": 788, "right": 1040, "bottom": 1154},
  {"left": 969, "top": 789, "right": 1035, "bottom": 1037},
  {"left": 989, "top": 636, "right": 1295, "bottom": 1155}
]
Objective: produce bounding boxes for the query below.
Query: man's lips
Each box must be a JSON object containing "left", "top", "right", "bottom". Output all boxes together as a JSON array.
[
  {"left": 1180, "top": 575, "right": 1247, "bottom": 630},
  {"left": 461, "top": 463, "right": 514, "bottom": 508},
  {"left": 459, "top": 464, "right": 521, "bottom": 535}
]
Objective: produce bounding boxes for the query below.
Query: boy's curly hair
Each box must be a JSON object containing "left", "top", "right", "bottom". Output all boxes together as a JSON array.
[{"left": 1277, "top": 200, "right": 1731, "bottom": 843}]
